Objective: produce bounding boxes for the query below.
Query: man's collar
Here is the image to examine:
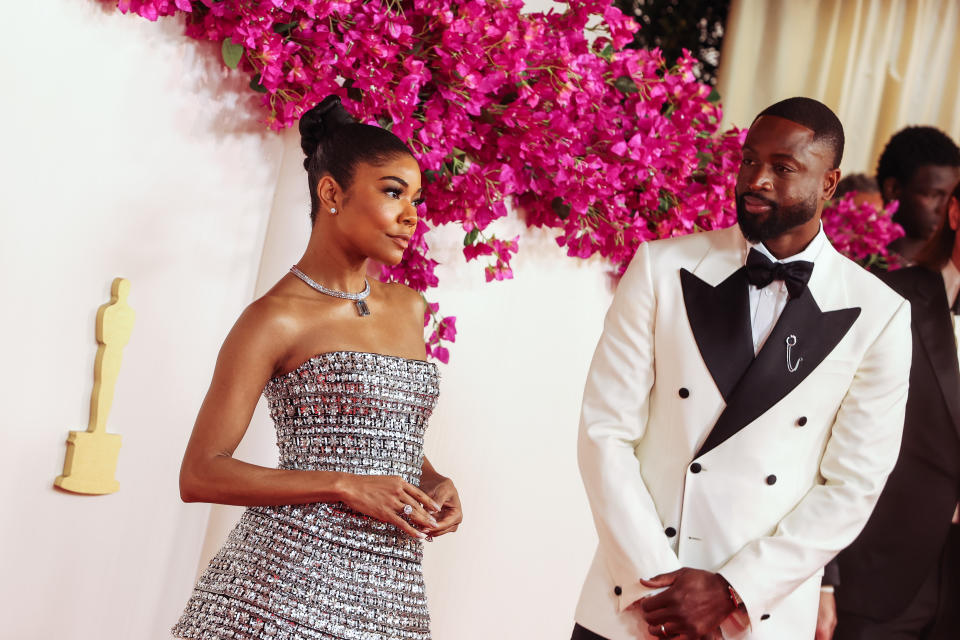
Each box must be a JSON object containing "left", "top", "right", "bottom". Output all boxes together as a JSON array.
[{"left": 745, "top": 222, "right": 827, "bottom": 265}]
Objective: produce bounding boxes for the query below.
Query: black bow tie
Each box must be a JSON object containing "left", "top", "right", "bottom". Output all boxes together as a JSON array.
[{"left": 745, "top": 248, "right": 814, "bottom": 299}]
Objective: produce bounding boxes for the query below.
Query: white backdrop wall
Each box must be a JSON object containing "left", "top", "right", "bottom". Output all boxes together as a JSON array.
[
  {"left": 2, "top": 0, "right": 606, "bottom": 638},
  {"left": 0, "top": 2, "right": 283, "bottom": 638}
]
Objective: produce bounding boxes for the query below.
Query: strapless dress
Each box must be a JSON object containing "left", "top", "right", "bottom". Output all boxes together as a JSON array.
[{"left": 172, "top": 351, "right": 439, "bottom": 640}]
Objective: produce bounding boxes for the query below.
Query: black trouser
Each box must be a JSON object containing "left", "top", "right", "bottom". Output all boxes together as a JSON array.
[
  {"left": 571, "top": 623, "right": 608, "bottom": 640},
  {"left": 836, "top": 525, "right": 960, "bottom": 640}
]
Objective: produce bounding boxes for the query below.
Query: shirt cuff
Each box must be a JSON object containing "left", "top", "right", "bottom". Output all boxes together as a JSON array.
[{"left": 616, "top": 582, "right": 661, "bottom": 613}]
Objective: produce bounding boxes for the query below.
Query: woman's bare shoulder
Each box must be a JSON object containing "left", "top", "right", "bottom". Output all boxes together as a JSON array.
[
  {"left": 219, "top": 286, "right": 313, "bottom": 367},
  {"left": 377, "top": 281, "right": 426, "bottom": 318}
]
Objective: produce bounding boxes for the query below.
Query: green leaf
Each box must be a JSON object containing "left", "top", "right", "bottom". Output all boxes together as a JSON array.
[
  {"left": 707, "top": 87, "right": 721, "bottom": 104},
  {"left": 272, "top": 21, "right": 297, "bottom": 34},
  {"left": 463, "top": 228, "right": 480, "bottom": 246},
  {"left": 551, "top": 196, "right": 571, "bottom": 220},
  {"left": 658, "top": 193, "right": 672, "bottom": 214},
  {"left": 221, "top": 39, "right": 243, "bottom": 69},
  {"left": 614, "top": 75, "right": 639, "bottom": 94},
  {"left": 249, "top": 73, "right": 267, "bottom": 93},
  {"left": 599, "top": 44, "right": 614, "bottom": 62},
  {"left": 424, "top": 170, "right": 441, "bottom": 184}
]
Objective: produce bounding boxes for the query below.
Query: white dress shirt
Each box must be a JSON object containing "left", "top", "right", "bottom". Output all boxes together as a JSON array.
[
  {"left": 943, "top": 259, "right": 960, "bottom": 524},
  {"left": 943, "top": 258, "right": 960, "bottom": 312},
  {"left": 747, "top": 224, "right": 828, "bottom": 353}
]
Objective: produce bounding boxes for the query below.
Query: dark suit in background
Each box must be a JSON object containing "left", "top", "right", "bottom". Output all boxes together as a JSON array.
[{"left": 835, "top": 266, "right": 960, "bottom": 639}]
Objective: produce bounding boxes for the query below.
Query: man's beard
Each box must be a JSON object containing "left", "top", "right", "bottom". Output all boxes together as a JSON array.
[{"left": 736, "top": 192, "right": 819, "bottom": 244}]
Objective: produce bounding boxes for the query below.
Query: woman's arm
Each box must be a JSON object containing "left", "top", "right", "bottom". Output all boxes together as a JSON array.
[
  {"left": 394, "top": 286, "right": 463, "bottom": 537},
  {"left": 178, "top": 300, "right": 437, "bottom": 538}
]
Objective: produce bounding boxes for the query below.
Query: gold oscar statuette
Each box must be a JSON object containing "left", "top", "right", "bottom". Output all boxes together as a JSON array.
[{"left": 55, "top": 278, "right": 135, "bottom": 495}]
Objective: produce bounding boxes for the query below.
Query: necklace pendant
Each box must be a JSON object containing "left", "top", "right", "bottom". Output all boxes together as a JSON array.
[{"left": 355, "top": 299, "right": 371, "bottom": 317}]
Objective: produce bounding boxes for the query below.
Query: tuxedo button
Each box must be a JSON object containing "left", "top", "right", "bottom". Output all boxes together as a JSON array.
[
  {"left": 797, "top": 416, "right": 808, "bottom": 426},
  {"left": 690, "top": 463, "right": 702, "bottom": 474},
  {"left": 665, "top": 527, "right": 677, "bottom": 537},
  {"left": 614, "top": 586, "right": 622, "bottom": 596},
  {"left": 761, "top": 614, "right": 771, "bottom": 621},
  {"left": 679, "top": 387, "right": 690, "bottom": 398},
  {"left": 766, "top": 474, "right": 777, "bottom": 485}
]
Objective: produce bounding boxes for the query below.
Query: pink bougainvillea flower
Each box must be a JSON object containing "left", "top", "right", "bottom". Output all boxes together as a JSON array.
[
  {"left": 111, "top": 0, "right": 897, "bottom": 361},
  {"left": 822, "top": 193, "right": 903, "bottom": 270}
]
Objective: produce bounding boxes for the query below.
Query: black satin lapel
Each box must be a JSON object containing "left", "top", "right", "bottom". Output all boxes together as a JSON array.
[
  {"left": 696, "top": 288, "right": 861, "bottom": 458},
  {"left": 680, "top": 268, "right": 755, "bottom": 400},
  {"left": 914, "top": 277, "right": 960, "bottom": 439}
]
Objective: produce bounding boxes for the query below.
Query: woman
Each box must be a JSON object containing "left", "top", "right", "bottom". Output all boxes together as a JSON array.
[{"left": 171, "top": 95, "right": 462, "bottom": 640}]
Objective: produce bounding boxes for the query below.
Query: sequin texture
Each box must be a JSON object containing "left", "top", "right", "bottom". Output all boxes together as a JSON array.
[{"left": 172, "top": 351, "right": 439, "bottom": 640}]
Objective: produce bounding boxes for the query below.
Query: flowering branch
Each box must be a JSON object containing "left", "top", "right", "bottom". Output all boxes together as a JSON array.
[
  {"left": 821, "top": 193, "right": 903, "bottom": 270},
  {"left": 110, "top": 0, "right": 896, "bottom": 360}
]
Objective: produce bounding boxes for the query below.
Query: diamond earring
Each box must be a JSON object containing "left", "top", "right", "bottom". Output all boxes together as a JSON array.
[{"left": 330, "top": 207, "right": 337, "bottom": 214}]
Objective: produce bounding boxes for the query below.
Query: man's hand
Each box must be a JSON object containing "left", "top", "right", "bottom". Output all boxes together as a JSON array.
[
  {"left": 815, "top": 591, "right": 837, "bottom": 640},
  {"left": 639, "top": 568, "right": 736, "bottom": 639}
]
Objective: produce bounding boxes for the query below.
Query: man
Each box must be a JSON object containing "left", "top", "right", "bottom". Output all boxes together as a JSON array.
[
  {"left": 877, "top": 126, "right": 960, "bottom": 264},
  {"left": 834, "top": 187, "right": 960, "bottom": 640},
  {"left": 573, "top": 97, "right": 912, "bottom": 640},
  {"left": 834, "top": 173, "right": 883, "bottom": 210}
]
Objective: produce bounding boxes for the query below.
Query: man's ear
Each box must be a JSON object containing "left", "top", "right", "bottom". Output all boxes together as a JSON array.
[
  {"left": 881, "top": 176, "right": 900, "bottom": 204},
  {"left": 823, "top": 168, "right": 841, "bottom": 200}
]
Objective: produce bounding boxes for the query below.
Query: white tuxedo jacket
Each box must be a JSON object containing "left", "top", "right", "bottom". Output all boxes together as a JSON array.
[{"left": 575, "top": 226, "right": 911, "bottom": 640}]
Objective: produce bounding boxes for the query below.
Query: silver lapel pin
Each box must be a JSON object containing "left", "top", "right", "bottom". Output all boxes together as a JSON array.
[{"left": 786, "top": 335, "right": 802, "bottom": 373}]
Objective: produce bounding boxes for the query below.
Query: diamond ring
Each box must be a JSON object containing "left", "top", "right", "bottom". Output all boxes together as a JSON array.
[{"left": 402, "top": 504, "right": 413, "bottom": 515}]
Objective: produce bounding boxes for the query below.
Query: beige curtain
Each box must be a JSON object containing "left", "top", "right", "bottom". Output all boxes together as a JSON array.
[{"left": 716, "top": 0, "right": 960, "bottom": 175}]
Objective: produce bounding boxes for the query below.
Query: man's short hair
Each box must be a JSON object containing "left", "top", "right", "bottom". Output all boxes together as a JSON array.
[
  {"left": 754, "top": 97, "right": 845, "bottom": 169},
  {"left": 875, "top": 126, "right": 960, "bottom": 189}
]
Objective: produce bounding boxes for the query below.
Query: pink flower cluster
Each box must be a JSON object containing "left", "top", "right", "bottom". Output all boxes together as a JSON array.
[
  {"left": 821, "top": 193, "right": 903, "bottom": 270},
  {"left": 112, "top": 0, "right": 896, "bottom": 359}
]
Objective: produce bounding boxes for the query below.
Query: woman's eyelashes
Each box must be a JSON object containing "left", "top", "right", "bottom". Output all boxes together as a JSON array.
[{"left": 384, "top": 188, "right": 425, "bottom": 207}]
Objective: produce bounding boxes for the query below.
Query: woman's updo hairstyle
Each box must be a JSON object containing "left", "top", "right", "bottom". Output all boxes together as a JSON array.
[{"left": 299, "top": 95, "right": 415, "bottom": 224}]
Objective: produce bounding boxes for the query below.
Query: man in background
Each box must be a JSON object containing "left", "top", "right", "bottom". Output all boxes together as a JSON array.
[
  {"left": 833, "top": 183, "right": 960, "bottom": 640},
  {"left": 834, "top": 173, "right": 883, "bottom": 209},
  {"left": 877, "top": 127, "right": 960, "bottom": 264}
]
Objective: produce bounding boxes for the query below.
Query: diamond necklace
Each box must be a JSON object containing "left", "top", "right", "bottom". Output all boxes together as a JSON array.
[{"left": 289, "top": 265, "right": 371, "bottom": 317}]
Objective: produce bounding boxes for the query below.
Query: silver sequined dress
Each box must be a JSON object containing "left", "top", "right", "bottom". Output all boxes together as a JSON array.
[{"left": 172, "top": 351, "right": 439, "bottom": 640}]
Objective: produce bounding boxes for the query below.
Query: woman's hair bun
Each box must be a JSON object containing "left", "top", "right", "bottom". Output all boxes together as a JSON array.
[{"left": 299, "top": 95, "right": 357, "bottom": 165}]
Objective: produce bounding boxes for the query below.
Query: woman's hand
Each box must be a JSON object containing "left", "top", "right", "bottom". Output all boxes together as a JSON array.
[
  {"left": 337, "top": 474, "right": 441, "bottom": 539},
  {"left": 419, "top": 473, "right": 462, "bottom": 537}
]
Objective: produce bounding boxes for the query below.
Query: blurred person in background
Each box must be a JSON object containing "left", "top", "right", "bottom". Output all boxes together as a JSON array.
[
  {"left": 833, "top": 183, "right": 960, "bottom": 640},
  {"left": 877, "top": 127, "right": 960, "bottom": 265},
  {"left": 834, "top": 173, "right": 883, "bottom": 209}
]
